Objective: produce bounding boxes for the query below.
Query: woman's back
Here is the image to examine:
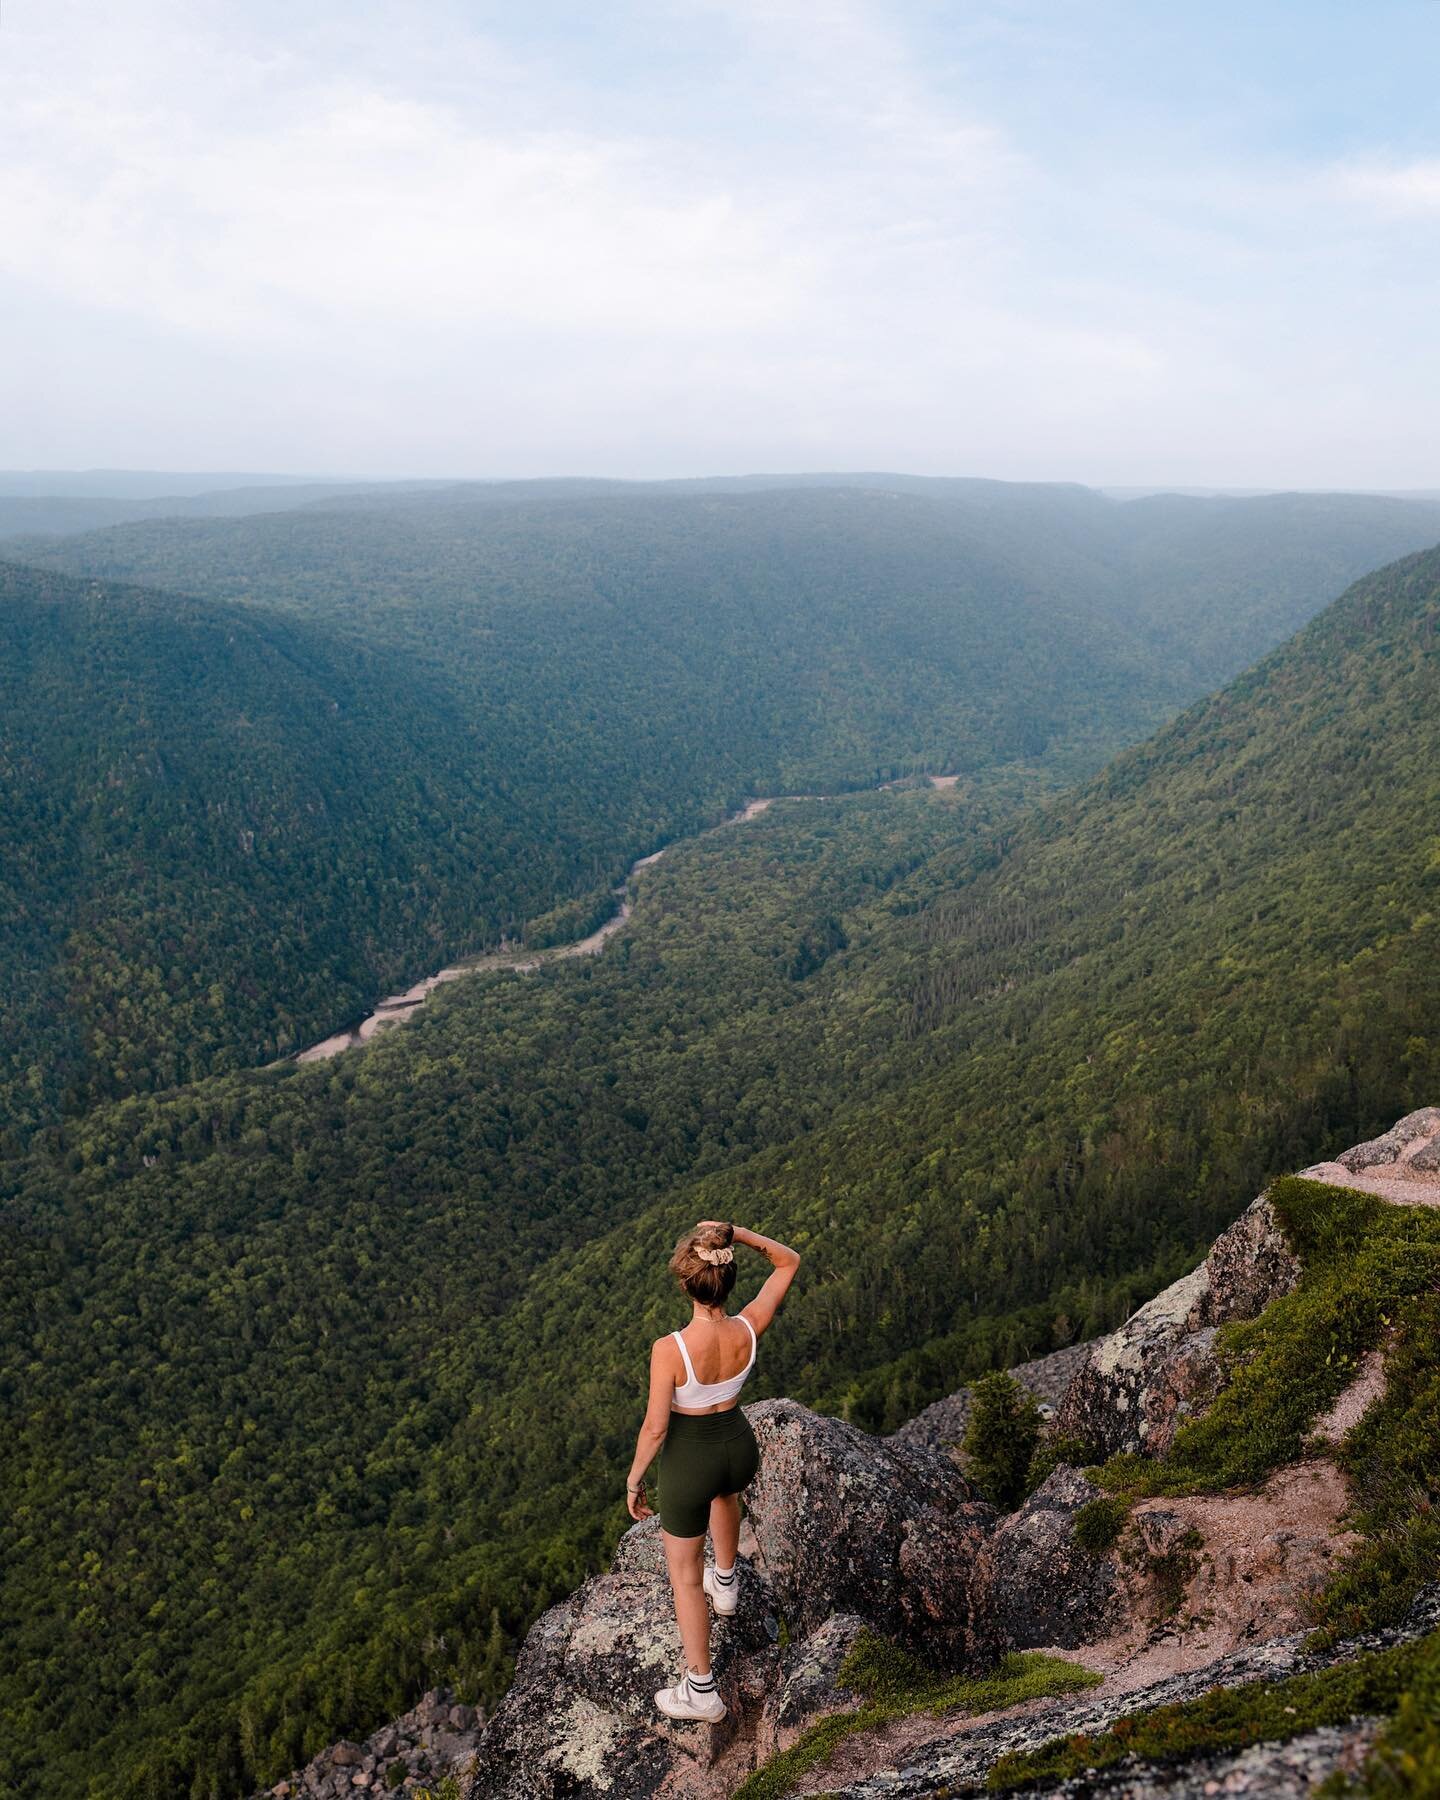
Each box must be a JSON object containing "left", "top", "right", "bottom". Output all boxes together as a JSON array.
[
  {"left": 671, "top": 1313, "right": 756, "bottom": 1411},
  {"left": 676, "top": 1312, "right": 754, "bottom": 1383}
]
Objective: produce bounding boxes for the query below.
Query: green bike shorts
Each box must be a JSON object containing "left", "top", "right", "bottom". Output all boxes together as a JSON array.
[{"left": 658, "top": 1408, "right": 760, "bottom": 1538}]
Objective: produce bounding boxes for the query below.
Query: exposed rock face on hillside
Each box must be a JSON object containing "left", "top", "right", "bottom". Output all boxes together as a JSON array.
[
  {"left": 1050, "top": 1195, "right": 1301, "bottom": 1458},
  {"left": 407, "top": 1118, "right": 1437, "bottom": 1798}
]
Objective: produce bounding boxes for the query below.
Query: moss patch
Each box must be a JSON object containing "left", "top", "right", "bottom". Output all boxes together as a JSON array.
[
  {"left": 1132, "top": 1527, "right": 1206, "bottom": 1622},
  {"left": 987, "top": 1631, "right": 1432, "bottom": 1792},
  {"left": 1338, "top": 1633, "right": 1440, "bottom": 1797},
  {"left": 1088, "top": 1179, "right": 1440, "bottom": 1643},
  {"left": 1072, "top": 1495, "right": 1131, "bottom": 1555},
  {"left": 733, "top": 1636, "right": 1099, "bottom": 1800},
  {"left": 1094, "top": 1180, "right": 1440, "bottom": 1504}
]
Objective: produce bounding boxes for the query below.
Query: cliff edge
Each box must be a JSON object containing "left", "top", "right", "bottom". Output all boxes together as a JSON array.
[{"left": 269, "top": 1112, "right": 1440, "bottom": 1799}]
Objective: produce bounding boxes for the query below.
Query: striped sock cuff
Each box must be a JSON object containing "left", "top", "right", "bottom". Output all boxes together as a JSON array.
[
  {"left": 712, "top": 1565, "right": 736, "bottom": 1585},
  {"left": 687, "top": 1670, "right": 717, "bottom": 1692}
]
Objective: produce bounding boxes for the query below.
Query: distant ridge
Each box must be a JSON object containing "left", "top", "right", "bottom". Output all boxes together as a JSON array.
[{"left": 0, "top": 469, "right": 352, "bottom": 497}]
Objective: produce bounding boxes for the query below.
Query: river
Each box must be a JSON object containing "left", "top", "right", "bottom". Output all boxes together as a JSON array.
[{"left": 295, "top": 777, "right": 958, "bottom": 1063}]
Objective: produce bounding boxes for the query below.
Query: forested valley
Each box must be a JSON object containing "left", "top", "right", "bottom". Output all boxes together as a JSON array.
[
  {"left": 3, "top": 480, "right": 1440, "bottom": 1797},
  {"left": 8, "top": 477, "right": 1440, "bottom": 1137}
]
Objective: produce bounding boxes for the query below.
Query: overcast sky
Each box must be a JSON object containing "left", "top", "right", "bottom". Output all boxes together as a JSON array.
[{"left": 4, "top": 1, "right": 1439, "bottom": 486}]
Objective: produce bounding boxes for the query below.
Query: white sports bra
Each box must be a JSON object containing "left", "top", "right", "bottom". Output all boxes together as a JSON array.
[{"left": 671, "top": 1314, "right": 757, "bottom": 1411}]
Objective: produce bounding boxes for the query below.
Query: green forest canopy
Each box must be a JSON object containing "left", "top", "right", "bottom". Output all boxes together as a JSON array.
[{"left": 3, "top": 540, "right": 1438, "bottom": 1796}]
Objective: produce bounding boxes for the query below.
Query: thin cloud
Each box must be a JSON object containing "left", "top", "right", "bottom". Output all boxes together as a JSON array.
[
  {"left": 1333, "top": 157, "right": 1440, "bottom": 215},
  {"left": 3, "top": 0, "right": 1440, "bottom": 484}
]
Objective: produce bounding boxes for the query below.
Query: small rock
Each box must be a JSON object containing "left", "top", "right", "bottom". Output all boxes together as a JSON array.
[
  {"left": 763, "top": 1611, "right": 867, "bottom": 1736},
  {"left": 1336, "top": 1106, "right": 1440, "bottom": 1170}
]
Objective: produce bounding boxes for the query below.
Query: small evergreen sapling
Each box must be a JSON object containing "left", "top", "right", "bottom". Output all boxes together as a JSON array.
[{"left": 962, "top": 1372, "right": 1044, "bottom": 1511}]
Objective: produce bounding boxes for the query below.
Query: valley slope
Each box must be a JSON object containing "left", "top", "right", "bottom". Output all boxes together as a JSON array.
[{"left": 8, "top": 478, "right": 1440, "bottom": 1131}]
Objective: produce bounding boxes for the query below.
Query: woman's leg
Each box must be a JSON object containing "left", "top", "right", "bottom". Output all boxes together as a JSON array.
[
  {"left": 662, "top": 1529, "right": 712, "bottom": 1673},
  {"left": 709, "top": 1492, "right": 741, "bottom": 1569}
]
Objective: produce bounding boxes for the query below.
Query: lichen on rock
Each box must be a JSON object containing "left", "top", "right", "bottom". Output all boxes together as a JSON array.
[
  {"left": 1051, "top": 1195, "right": 1301, "bottom": 1459},
  {"left": 745, "top": 1399, "right": 995, "bottom": 1664}
]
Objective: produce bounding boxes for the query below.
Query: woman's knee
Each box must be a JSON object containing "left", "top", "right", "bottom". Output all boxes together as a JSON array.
[{"left": 663, "top": 1533, "right": 706, "bottom": 1586}]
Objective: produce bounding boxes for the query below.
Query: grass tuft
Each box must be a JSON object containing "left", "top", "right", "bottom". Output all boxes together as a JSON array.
[
  {"left": 987, "top": 1632, "right": 1434, "bottom": 1792},
  {"left": 1071, "top": 1495, "right": 1132, "bottom": 1555},
  {"left": 733, "top": 1636, "right": 1099, "bottom": 1800}
]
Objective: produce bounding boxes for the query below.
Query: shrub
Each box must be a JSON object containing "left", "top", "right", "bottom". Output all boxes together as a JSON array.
[
  {"left": 1072, "top": 1495, "right": 1131, "bottom": 1555},
  {"left": 963, "top": 1373, "right": 1044, "bottom": 1511},
  {"left": 1025, "top": 1432, "right": 1104, "bottom": 1497}
]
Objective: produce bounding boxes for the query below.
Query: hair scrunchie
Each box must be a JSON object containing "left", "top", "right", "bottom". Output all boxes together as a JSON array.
[{"left": 694, "top": 1245, "right": 734, "bottom": 1266}]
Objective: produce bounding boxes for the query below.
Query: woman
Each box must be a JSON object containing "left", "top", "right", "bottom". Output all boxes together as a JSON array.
[{"left": 625, "top": 1218, "right": 801, "bottom": 1722}]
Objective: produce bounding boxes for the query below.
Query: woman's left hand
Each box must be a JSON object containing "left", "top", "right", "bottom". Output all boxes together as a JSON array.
[{"left": 626, "top": 1482, "right": 653, "bottom": 1521}]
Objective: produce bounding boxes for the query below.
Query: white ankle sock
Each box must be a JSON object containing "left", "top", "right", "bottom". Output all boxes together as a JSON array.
[{"left": 712, "top": 1563, "right": 736, "bottom": 1585}]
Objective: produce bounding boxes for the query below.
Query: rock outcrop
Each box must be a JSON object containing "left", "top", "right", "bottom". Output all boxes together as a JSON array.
[
  {"left": 1051, "top": 1195, "right": 1301, "bottom": 1458},
  {"left": 469, "top": 1515, "right": 780, "bottom": 1799},
  {"left": 892, "top": 1342, "right": 1092, "bottom": 1453},
  {"left": 744, "top": 1399, "right": 995, "bottom": 1662},
  {"left": 1337, "top": 1104, "right": 1440, "bottom": 1172},
  {"left": 442, "top": 1118, "right": 1436, "bottom": 1800},
  {"left": 1301, "top": 1103, "right": 1440, "bottom": 1200},
  {"left": 256, "top": 1688, "right": 485, "bottom": 1799},
  {"left": 970, "top": 1466, "right": 1123, "bottom": 1652}
]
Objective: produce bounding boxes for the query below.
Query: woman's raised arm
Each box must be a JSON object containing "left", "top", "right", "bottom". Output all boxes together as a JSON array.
[{"left": 731, "top": 1223, "right": 801, "bottom": 1337}]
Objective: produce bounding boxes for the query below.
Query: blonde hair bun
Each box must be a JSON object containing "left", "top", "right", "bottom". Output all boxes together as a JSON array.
[{"left": 669, "top": 1220, "right": 737, "bottom": 1302}]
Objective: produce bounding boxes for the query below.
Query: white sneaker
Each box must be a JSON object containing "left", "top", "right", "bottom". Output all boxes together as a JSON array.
[
  {"left": 703, "top": 1566, "right": 739, "bottom": 1617},
  {"left": 654, "top": 1670, "right": 726, "bottom": 1722}
]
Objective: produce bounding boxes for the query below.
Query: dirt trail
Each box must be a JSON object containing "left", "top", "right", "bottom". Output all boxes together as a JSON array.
[
  {"left": 294, "top": 775, "right": 958, "bottom": 1063},
  {"left": 791, "top": 1459, "right": 1358, "bottom": 1795}
]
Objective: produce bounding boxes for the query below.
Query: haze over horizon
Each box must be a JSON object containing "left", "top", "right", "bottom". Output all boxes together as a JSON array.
[{"left": 6, "top": 0, "right": 1440, "bottom": 490}]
